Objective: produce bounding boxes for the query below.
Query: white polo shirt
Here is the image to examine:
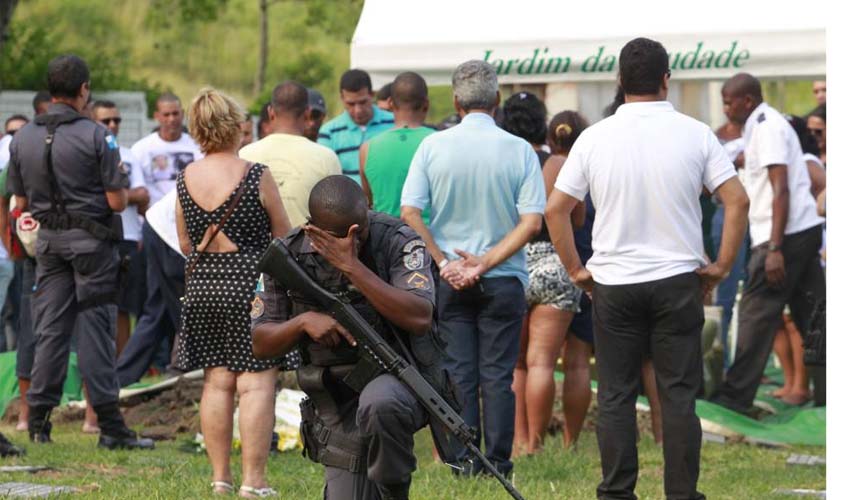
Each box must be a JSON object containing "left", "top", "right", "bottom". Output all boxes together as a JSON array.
[
  {"left": 741, "top": 103, "right": 824, "bottom": 247},
  {"left": 555, "top": 101, "right": 736, "bottom": 286}
]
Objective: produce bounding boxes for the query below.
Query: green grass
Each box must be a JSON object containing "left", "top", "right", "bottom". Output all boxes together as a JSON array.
[{"left": 0, "top": 421, "right": 824, "bottom": 499}]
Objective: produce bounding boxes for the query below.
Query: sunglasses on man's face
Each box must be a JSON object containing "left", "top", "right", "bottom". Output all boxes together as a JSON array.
[
  {"left": 808, "top": 128, "right": 824, "bottom": 137},
  {"left": 100, "top": 117, "right": 122, "bottom": 125}
]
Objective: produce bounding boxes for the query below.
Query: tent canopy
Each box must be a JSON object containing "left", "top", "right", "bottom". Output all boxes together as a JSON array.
[{"left": 351, "top": 0, "right": 825, "bottom": 87}]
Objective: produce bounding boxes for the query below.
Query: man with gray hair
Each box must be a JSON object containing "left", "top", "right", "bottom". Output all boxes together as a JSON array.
[{"left": 401, "top": 60, "right": 545, "bottom": 476}]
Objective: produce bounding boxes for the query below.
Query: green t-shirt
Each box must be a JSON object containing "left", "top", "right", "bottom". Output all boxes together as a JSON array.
[
  {"left": 0, "top": 168, "right": 8, "bottom": 200},
  {"left": 364, "top": 126, "right": 435, "bottom": 222}
]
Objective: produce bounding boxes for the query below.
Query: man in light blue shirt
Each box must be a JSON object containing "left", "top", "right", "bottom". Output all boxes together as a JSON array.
[
  {"left": 318, "top": 69, "right": 394, "bottom": 184},
  {"left": 400, "top": 60, "right": 545, "bottom": 477}
]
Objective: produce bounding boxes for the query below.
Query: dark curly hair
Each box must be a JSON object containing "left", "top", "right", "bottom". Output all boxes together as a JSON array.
[
  {"left": 547, "top": 110, "right": 589, "bottom": 155},
  {"left": 502, "top": 91, "right": 547, "bottom": 146},
  {"left": 785, "top": 114, "right": 820, "bottom": 156}
]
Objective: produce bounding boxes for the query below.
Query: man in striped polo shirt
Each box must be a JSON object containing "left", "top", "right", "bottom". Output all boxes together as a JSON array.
[{"left": 318, "top": 69, "right": 393, "bottom": 184}]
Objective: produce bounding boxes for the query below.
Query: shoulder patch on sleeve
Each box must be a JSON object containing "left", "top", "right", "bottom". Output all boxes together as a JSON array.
[
  {"left": 406, "top": 272, "right": 431, "bottom": 290},
  {"left": 402, "top": 238, "right": 426, "bottom": 270},
  {"left": 402, "top": 238, "right": 426, "bottom": 253},
  {"left": 757, "top": 113, "right": 766, "bottom": 123},
  {"left": 105, "top": 134, "right": 119, "bottom": 150},
  {"left": 250, "top": 296, "right": 265, "bottom": 319}
]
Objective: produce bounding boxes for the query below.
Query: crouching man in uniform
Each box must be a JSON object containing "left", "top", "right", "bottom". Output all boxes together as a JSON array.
[{"left": 252, "top": 175, "right": 436, "bottom": 500}]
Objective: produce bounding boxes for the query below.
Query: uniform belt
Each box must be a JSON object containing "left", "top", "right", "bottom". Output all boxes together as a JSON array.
[{"left": 38, "top": 213, "right": 120, "bottom": 241}]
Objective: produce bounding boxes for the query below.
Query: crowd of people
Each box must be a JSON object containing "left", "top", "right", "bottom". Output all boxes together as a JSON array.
[{"left": 0, "top": 36, "right": 827, "bottom": 500}]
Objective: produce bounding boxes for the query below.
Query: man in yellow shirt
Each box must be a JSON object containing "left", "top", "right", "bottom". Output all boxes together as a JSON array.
[{"left": 240, "top": 81, "right": 341, "bottom": 227}]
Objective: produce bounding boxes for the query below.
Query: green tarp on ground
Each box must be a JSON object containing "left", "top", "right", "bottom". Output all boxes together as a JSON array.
[
  {"left": 0, "top": 351, "right": 83, "bottom": 418},
  {"left": 554, "top": 365, "right": 825, "bottom": 447}
]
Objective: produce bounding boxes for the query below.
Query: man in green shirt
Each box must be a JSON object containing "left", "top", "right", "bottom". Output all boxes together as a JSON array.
[
  {"left": 318, "top": 69, "right": 394, "bottom": 184},
  {"left": 360, "top": 72, "right": 434, "bottom": 222}
]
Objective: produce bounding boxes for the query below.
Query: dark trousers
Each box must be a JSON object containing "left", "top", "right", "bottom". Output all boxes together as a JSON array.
[
  {"left": 15, "top": 259, "right": 37, "bottom": 379},
  {"left": 117, "top": 222, "right": 185, "bottom": 387},
  {"left": 28, "top": 229, "right": 121, "bottom": 408},
  {"left": 712, "top": 225, "right": 825, "bottom": 413},
  {"left": 437, "top": 276, "right": 526, "bottom": 475},
  {"left": 592, "top": 272, "right": 705, "bottom": 500},
  {"left": 323, "top": 374, "right": 427, "bottom": 499}
]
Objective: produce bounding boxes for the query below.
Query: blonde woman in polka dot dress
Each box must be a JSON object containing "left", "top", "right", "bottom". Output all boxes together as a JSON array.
[{"left": 175, "top": 87, "right": 293, "bottom": 498}]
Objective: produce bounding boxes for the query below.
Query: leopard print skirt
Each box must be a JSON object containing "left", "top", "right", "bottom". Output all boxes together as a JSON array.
[{"left": 524, "top": 241, "right": 582, "bottom": 312}]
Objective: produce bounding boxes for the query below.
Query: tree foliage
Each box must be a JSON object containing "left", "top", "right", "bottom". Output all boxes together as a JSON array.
[
  {"left": 145, "top": 0, "right": 228, "bottom": 29},
  {"left": 0, "top": 0, "right": 468, "bottom": 122}
]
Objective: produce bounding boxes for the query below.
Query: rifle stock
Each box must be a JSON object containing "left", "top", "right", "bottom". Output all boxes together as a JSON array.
[{"left": 258, "top": 239, "right": 526, "bottom": 500}]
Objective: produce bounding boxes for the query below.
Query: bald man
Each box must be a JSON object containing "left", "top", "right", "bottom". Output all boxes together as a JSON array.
[
  {"left": 711, "top": 73, "right": 825, "bottom": 413},
  {"left": 360, "top": 72, "right": 435, "bottom": 220},
  {"left": 252, "top": 176, "right": 437, "bottom": 500},
  {"left": 239, "top": 81, "right": 341, "bottom": 228}
]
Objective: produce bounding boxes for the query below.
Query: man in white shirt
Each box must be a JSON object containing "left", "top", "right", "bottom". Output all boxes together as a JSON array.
[
  {"left": 546, "top": 38, "right": 749, "bottom": 500},
  {"left": 92, "top": 100, "right": 150, "bottom": 355},
  {"left": 239, "top": 80, "right": 341, "bottom": 227},
  {"left": 118, "top": 93, "right": 202, "bottom": 386},
  {"left": 711, "top": 73, "right": 826, "bottom": 414}
]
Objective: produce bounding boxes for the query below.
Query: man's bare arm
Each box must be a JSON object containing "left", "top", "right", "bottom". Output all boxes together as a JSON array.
[
  {"left": 401, "top": 205, "right": 446, "bottom": 265},
  {"left": 712, "top": 177, "right": 750, "bottom": 270},
  {"left": 768, "top": 165, "right": 789, "bottom": 248},
  {"left": 359, "top": 143, "right": 374, "bottom": 208},
  {"left": 546, "top": 190, "right": 585, "bottom": 276},
  {"left": 128, "top": 187, "right": 150, "bottom": 214}
]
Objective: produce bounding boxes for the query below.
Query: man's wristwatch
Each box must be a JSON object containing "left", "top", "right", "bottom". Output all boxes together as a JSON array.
[
  {"left": 438, "top": 258, "right": 449, "bottom": 269},
  {"left": 768, "top": 243, "right": 781, "bottom": 252}
]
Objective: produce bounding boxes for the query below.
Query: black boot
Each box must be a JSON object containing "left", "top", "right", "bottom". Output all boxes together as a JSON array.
[
  {"left": 28, "top": 405, "right": 53, "bottom": 443},
  {"left": 376, "top": 481, "right": 410, "bottom": 500},
  {"left": 0, "top": 432, "right": 25, "bottom": 457},
  {"left": 93, "top": 402, "right": 154, "bottom": 450}
]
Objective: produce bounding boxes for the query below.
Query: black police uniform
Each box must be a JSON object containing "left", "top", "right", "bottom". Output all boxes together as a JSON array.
[
  {"left": 252, "top": 212, "right": 436, "bottom": 500},
  {"left": 6, "top": 102, "right": 152, "bottom": 449}
]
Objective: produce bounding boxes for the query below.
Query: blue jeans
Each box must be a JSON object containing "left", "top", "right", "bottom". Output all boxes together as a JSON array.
[
  {"left": 437, "top": 276, "right": 526, "bottom": 475},
  {"left": 710, "top": 204, "right": 749, "bottom": 368}
]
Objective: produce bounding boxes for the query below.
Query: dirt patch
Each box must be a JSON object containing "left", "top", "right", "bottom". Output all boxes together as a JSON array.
[
  {"left": 3, "top": 372, "right": 300, "bottom": 441},
  {"left": 121, "top": 377, "right": 204, "bottom": 440},
  {"left": 548, "top": 380, "right": 659, "bottom": 441}
]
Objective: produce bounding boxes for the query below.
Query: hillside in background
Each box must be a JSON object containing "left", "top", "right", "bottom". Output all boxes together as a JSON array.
[{"left": 1, "top": 1, "right": 819, "bottom": 123}]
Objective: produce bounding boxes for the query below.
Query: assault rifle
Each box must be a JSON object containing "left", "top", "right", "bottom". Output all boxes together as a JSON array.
[{"left": 258, "top": 238, "right": 526, "bottom": 500}]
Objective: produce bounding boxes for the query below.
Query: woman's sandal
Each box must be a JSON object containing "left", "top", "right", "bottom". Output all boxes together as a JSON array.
[
  {"left": 239, "top": 485, "right": 278, "bottom": 498},
  {"left": 211, "top": 481, "right": 234, "bottom": 495}
]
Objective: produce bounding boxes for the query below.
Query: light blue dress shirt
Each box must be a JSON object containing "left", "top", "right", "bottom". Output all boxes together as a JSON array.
[{"left": 401, "top": 112, "right": 546, "bottom": 288}]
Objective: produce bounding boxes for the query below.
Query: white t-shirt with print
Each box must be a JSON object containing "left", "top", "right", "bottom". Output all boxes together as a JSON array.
[
  {"left": 119, "top": 145, "right": 146, "bottom": 242},
  {"left": 740, "top": 103, "right": 824, "bottom": 247},
  {"left": 130, "top": 132, "right": 203, "bottom": 206},
  {"left": 555, "top": 101, "right": 737, "bottom": 286}
]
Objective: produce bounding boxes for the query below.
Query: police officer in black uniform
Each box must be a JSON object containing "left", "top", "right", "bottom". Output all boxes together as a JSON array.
[
  {"left": 6, "top": 55, "right": 153, "bottom": 450},
  {"left": 252, "top": 176, "right": 437, "bottom": 500}
]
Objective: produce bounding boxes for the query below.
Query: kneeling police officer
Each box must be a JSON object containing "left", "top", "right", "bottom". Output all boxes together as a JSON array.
[
  {"left": 252, "top": 176, "right": 437, "bottom": 500},
  {"left": 6, "top": 54, "right": 153, "bottom": 450}
]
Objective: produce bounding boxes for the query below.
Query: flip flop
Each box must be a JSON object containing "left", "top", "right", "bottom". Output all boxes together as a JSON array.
[{"left": 239, "top": 485, "right": 278, "bottom": 498}]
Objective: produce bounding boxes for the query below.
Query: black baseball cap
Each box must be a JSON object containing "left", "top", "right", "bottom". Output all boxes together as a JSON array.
[{"left": 307, "top": 88, "right": 326, "bottom": 115}]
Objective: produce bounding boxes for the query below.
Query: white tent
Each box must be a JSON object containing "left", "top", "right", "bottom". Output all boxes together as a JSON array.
[{"left": 351, "top": 0, "right": 825, "bottom": 124}]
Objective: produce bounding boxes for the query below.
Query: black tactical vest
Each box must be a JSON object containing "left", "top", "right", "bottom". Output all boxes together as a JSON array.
[{"left": 286, "top": 213, "right": 404, "bottom": 369}]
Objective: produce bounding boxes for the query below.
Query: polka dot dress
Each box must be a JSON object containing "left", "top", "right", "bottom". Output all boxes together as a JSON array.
[{"left": 175, "top": 163, "right": 282, "bottom": 372}]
